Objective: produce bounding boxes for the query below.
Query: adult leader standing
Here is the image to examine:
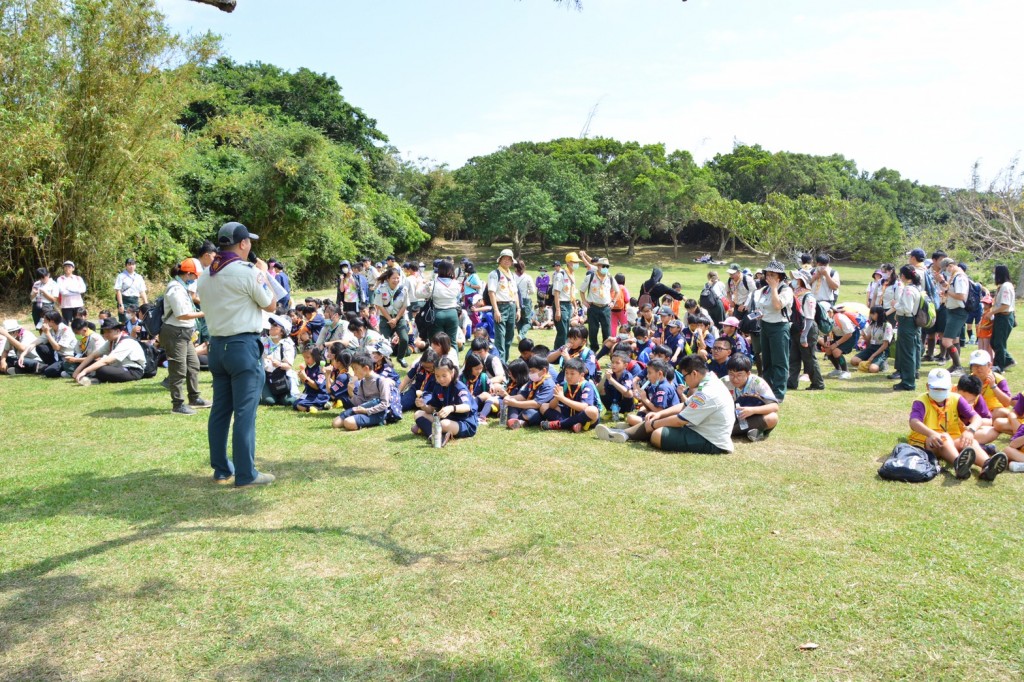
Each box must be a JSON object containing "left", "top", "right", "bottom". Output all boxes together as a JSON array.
[{"left": 196, "top": 222, "right": 277, "bottom": 487}]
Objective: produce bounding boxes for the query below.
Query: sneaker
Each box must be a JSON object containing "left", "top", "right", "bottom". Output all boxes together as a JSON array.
[
  {"left": 236, "top": 472, "right": 275, "bottom": 488},
  {"left": 595, "top": 424, "right": 615, "bottom": 442},
  {"left": 979, "top": 452, "right": 1007, "bottom": 481},
  {"left": 893, "top": 384, "right": 913, "bottom": 391},
  {"left": 6, "top": 367, "right": 16, "bottom": 376},
  {"left": 981, "top": 444, "right": 997, "bottom": 456},
  {"left": 1008, "top": 462, "right": 1024, "bottom": 473},
  {"left": 189, "top": 398, "right": 212, "bottom": 409},
  {"left": 77, "top": 375, "right": 98, "bottom": 386},
  {"left": 954, "top": 446, "right": 976, "bottom": 480},
  {"left": 398, "top": 358, "right": 408, "bottom": 368},
  {"left": 838, "top": 371, "right": 851, "bottom": 380},
  {"left": 172, "top": 404, "right": 196, "bottom": 415},
  {"left": 949, "top": 367, "right": 965, "bottom": 377},
  {"left": 540, "top": 420, "right": 561, "bottom": 431},
  {"left": 213, "top": 474, "right": 234, "bottom": 485},
  {"left": 410, "top": 424, "right": 422, "bottom": 435},
  {"left": 747, "top": 428, "right": 764, "bottom": 442},
  {"left": 60, "top": 371, "right": 71, "bottom": 378},
  {"left": 506, "top": 419, "right": 522, "bottom": 430},
  {"left": 606, "top": 429, "right": 628, "bottom": 443},
  {"left": 826, "top": 369, "right": 842, "bottom": 378},
  {"left": 887, "top": 372, "right": 901, "bottom": 380}
]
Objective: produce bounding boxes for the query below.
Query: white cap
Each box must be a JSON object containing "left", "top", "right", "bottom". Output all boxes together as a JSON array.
[
  {"left": 927, "top": 367, "right": 952, "bottom": 391},
  {"left": 969, "top": 349, "right": 992, "bottom": 366},
  {"left": 267, "top": 313, "right": 292, "bottom": 335},
  {"left": 3, "top": 319, "right": 20, "bottom": 333}
]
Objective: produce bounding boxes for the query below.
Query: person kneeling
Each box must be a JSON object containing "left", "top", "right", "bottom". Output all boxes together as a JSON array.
[
  {"left": 541, "top": 358, "right": 600, "bottom": 432},
  {"left": 411, "top": 357, "right": 477, "bottom": 447},
  {"left": 722, "top": 354, "right": 780, "bottom": 442},
  {"left": 908, "top": 368, "right": 1007, "bottom": 481},
  {"left": 333, "top": 352, "right": 396, "bottom": 431},
  {"left": 596, "top": 355, "right": 735, "bottom": 454}
]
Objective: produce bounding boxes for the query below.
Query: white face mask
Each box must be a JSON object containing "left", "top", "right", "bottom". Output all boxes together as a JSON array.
[
  {"left": 528, "top": 370, "right": 542, "bottom": 383},
  {"left": 928, "top": 388, "right": 949, "bottom": 403}
]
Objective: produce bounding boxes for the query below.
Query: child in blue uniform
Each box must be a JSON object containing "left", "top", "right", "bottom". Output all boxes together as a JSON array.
[
  {"left": 399, "top": 349, "right": 438, "bottom": 412},
  {"left": 462, "top": 353, "right": 497, "bottom": 419},
  {"left": 599, "top": 352, "right": 636, "bottom": 419},
  {"left": 541, "top": 358, "right": 600, "bottom": 432},
  {"left": 626, "top": 359, "right": 680, "bottom": 426},
  {"left": 294, "top": 347, "right": 330, "bottom": 412},
  {"left": 411, "top": 357, "right": 477, "bottom": 446},
  {"left": 547, "top": 325, "right": 597, "bottom": 382},
  {"left": 505, "top": 354, "right": 556, "bottom": 429},
  {"left": 326, "top": 345, "right": 354, "bottom": 410}
]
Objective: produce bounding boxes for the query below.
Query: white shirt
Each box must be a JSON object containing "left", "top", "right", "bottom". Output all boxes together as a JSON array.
[
  {"left": 57, "top": 274, "right": 86, "bottom": 309},
  {"left": 32, "top": 324, "right": 76, "bottom": 357},
  {"left": 163, "top": 279, "right": 196, "bottom": 329},
  {"left": 419, "top": 277, "right": 461, "bottom": 309},
  {"left": 945, "top": 271, "right": 968, "bottom": 310},
  {"left": 811, "top": 267, "right": 839, "bottom": 304},
  {"left": 996, "top": 282, "right": 1016, "bottom": 309},
  {"left": 1, "top": 328, "right": 40, "bottom": 361},
  {"left": 755, "top": 284, "right": 794, "bottom": 324},
  {"left": 583, "top": 269, "right": 616, "bottom": 306},
  {"left": 552, "top": 269, "right": 577, "bottom": 304},
  {"left": 487, "top": 268, "right": 519, "bottom": 304},
  {"left": 865, "top": 322, "right": 894, "bottom": 346},
  {"left": 896, "top": 284, "right": 921, "bottom": 317},
  {"left": 195, "top": 259, "right": 275, "bottom": 336},
  {"left": 882, "top": 282, "right": 902, "bottom": 313},
  {"left": 678, "top": 374, "right": 736, "bottom": 453},
  {"left": 114, "top": 271, "right": 147, "bottom": 298},
  {"left": 831, "top": 311, "right": 857, "bottom": 336},
  {"left": 516, "top": 273, "right": 535, "bottom": 301},
  {"left": 31, "top": 279, "right": 60, "bottom": 306},
  {"left": 96, "top": 334, "right": 145, "bottom": 370}
]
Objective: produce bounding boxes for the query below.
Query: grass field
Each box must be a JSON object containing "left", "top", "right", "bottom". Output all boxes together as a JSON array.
[{"left": 2, "top": 242, "right": 1023, "bottom": 681}]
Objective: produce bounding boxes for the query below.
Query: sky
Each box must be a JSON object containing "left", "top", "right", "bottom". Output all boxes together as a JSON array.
[{"left": 157, "top": 0, "right": 1024, "bottom": 189}]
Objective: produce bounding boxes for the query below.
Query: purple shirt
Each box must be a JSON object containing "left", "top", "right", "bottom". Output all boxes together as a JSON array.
[{"left": 910, "top": 396, "right": 977, "bottom": 424}]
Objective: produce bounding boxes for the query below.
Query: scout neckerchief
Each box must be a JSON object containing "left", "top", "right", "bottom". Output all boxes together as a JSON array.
[
  {"left": 562, "top": 381, "right": 583, "bottom": 415},
  {"left": 928, "top": 397, "right": 952, "bottom": 434},
  {"left": 77, "top": 328, "right": 93, "bottom": 354},
  {"left": 525, "top": 374, "right": 547, "bottom": 400},
  {"left": 208, "top": 251, "right": 241, "bottom": 276}
]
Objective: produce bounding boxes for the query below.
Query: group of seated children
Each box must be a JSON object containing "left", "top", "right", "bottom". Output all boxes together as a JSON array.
[{"left": 907, "top": 349, "right": 1024, "bottom": 482}]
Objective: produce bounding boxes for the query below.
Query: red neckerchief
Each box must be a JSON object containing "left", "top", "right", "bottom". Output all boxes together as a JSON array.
[{"left": 209, "top": 251, "right": 241, "bottom": 277}]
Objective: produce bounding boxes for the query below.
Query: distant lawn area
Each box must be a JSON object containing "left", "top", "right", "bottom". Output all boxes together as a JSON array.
[{"left": 2, "top": 243, "right": 1023, "bottom": 681}]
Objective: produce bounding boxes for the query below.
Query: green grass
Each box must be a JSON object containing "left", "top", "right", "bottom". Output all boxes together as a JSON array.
[{"left": 2, "top": 243, "right": 1023, "bottom": 681}]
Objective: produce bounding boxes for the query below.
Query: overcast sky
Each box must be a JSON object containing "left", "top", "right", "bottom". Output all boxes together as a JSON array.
[{"left": 158, "top": 0, "right": 1023, "bottom": 188}]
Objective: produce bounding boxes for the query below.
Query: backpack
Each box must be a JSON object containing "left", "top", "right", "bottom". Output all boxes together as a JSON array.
[
  {"left": 376, "top": 377, "right": 403, "bottom": 423},
  {"left": 698, "top": 283, "right": 721, "bottom": 314},
  {"left": 142, "top": 296, "right": 166, "bottom": 337},
  {"left": 965, "top": 279, "right": 982, "bottom": 314},
  {"left": 637, "top": 281, "right": 654, "bottom": 309},
  {"left": 915, "top": 290, "right": 937, "bottom": 328},
  {"left": 923, "top": 270, "right": 938, "bottom": 303},
  {"left": 878, "top": 443, "right": 939, "bottom": 482},
  {"left": 802, "top": 294, "right": 834, "bottom": 336},
  {"left": 141, "top": 342, "right": 159, "bottom": 379}
]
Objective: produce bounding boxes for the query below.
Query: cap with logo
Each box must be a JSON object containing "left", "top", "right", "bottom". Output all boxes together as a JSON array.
[
  {"left": 969, "top": 349, "right": 992, "bottom": 366},
  {"left": 216, "top": 221, "right": 259, "bottom": 246},
  {"left": 727, "top": 263, "right": 741, "bottom": 274}
]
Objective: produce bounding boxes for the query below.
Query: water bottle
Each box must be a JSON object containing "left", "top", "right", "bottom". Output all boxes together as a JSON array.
[
  {"left": 431, "top": 412, "right": 443, "bottom": 448},
  {"left": 498, "top": 399, "right": 508, "bottom": 424},
  {"left": 610, "top": 402, "right": 620, "bottom": 423},
  {"left": 735, "top": 407, "right": 749, "bottom": 431}
]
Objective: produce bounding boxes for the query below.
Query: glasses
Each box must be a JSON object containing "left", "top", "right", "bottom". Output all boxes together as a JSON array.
[{"left": 712, "top": 346, "right": 730, "bottom": 352}]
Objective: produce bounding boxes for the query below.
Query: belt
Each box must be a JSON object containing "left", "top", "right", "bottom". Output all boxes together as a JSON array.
[
  {"left": 588, "top": 303, "right": 609, "bottom": 309},
  {"left": 498, "top": 302, "right": 516, "bottom": 308}
]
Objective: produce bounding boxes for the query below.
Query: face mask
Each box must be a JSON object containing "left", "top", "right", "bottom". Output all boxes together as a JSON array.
[
  {"left": 928, "top": 388, "right": 949, "bottom": 403},
  {"left": 341, "top": 268, "right": 349, "bottom": 274},
  {"left": 528, "top": 371, "right": 542, "bottom": 383},
  {"left": 600, "top": 267, "right": 609, "bottom": 275},
  {"left": 569, "top": 263, "right": 578, "bottom": 271},
  {"left": 74, "top": 334, "right": 84, "bottom": 342}
]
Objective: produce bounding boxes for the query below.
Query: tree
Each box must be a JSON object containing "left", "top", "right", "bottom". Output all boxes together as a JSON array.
[
  {"left": 954, "top": 160, "right": 1024, "bottom": 294},
  {"left": 0, "top": 0, "right": 216, "bottom": 290}
]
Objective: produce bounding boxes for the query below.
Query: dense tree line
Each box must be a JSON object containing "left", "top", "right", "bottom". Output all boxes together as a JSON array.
[{"left": 2, "top": 0, "right": 1002, "bottom": 299}]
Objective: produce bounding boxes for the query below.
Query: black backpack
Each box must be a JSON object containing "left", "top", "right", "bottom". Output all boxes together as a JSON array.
[
  {"left": 698, "top": 283, "right": 721, "bottom": 313},
  {"left": 965, "top": 279, "right": 982, "bottom": 314},
  {"left": 878, "top": 443, "right": 939, "bottom": 482},
  {"left": 142, "top": 297, "right": 166, "bottom": 337},
  {"left": 141, "top": 342, "right": 159, "bottom": 379}
]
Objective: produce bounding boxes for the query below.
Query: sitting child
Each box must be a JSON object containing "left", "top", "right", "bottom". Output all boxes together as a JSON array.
[
  {"left": 504, "top": 354, "right": 556, "bottom": 429},
  {"left": 952, "top": 375, "right": 1000, "bottom": 448},
  {"left": 333, "top": 352, "right": 397, "bottom": 431},
  {"left": 626, "top": 359, "right": 680, "bottom": 427},
  {"left": 294, "top": 347, "right": 330, "bottom": 413},
  {"left": 462, "top": 353, "right": 497, "bottom": 419},
  {"left": 598, "top": 352, "right": 636, "bottom": 420},
  {"left": 907, "top": 368, "right": 1007, "bottom": 481},
  {"left": 967, "top": 349, "right": 1017, "bottom": 434},
  {"left": 541, "top": 357, "right": 600, "bottom": 432},
  {"left": 399, "top": 349, "right": 439, "bottom": 412},
  {"left": 707, "top": 336, "right": 734, "bottom": 378},
  {"left": 851, "top": 306, "right": 892, "bottom": 374},
  {"left": 411, "top": 357, "right": 477, "bottom": 447},
  {"left": 370, "top": 340, "right": 400, "bottom": 384},
  {"left": 261, "top": 315, "right": 298, "bottom": 406},
  {"left": 722, "top": 354, "right": 780, "bottom": 442},
  {"left": 821, "top": 307, "right": 860, "bottom": 379},
  {"left": 547, "top": 325, "right": 596, "bottom": 383},
  {"left": 326, "top": 345, "right": 354, "bottom": 411},
  {"left": 489, "top": 357, "right": 530, "bottom": 404}
]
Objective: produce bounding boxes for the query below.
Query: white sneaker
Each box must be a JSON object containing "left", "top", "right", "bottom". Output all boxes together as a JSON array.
[
  {"left": 747, "top": 428, "right": 764, "bottom": 442},
  {"left": 595, "top": 424, "right": 628, "bottom": 443},
  {"left": 1009, "top": 462, "right": 1024, "bottom": 473},
  {"left": 77, "top": 375, "right": 98, "bottom": 386},
  {"left": 827, "top": 370, "right": 842, "bottom": 378},
  {"left": 60, "top": 371, "right": 71, "bottom": 378},
  {"left": 839, "top": 371, "right": 852, "bottom": 380}
]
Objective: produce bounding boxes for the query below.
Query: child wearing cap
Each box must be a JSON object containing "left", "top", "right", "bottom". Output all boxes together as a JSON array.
[
  {"left": 907, "top": 368, "right": 1007, "bottom": 481},
  {"left": 967, "top": 349, "right": 1017, "bottom": 434}
]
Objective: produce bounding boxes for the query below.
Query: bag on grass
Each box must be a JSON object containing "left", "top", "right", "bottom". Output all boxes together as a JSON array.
[{"left": 878, "top": 443, "right": 939, "bottom": 482}]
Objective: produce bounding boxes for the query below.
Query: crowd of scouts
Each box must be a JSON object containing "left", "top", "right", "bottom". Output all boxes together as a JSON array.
[{"left": 3, "top": 244, "right": 1021, "bottom": 480}]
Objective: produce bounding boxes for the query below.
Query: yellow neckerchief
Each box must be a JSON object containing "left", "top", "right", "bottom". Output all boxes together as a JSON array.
[
  {"left": 562, "top": 380, "right": 583, "bottom": 415},
  {"left": 78, "top": 329, "right": 92, "bottom": 353},
  {"left": 525, "top": 374, "right": 548, "bottom": 400}
]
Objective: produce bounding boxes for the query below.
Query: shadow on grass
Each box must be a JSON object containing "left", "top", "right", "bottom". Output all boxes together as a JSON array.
[
  {"left": 0, "top": 575, "right": 106, "bottom": 659},
  {"left": 111, "top": 384, "right": 168, "bottom": 396},
  {"left": 86, "top": 406, "right": 168, "bottom": 419},
  {"left": 209, "top": 630, "right": 714, "bottom": 681}
]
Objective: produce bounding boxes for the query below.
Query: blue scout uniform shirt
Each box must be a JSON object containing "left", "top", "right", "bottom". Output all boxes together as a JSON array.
[
  {"left": 306, "top": 314, "right": 325, "bottom": 339},
  {"left": 517, "top": 375, "right": 556, "bottom": 406},
  {"left": 301, "top": 363, "right": 328, "bottom": 398},
  {"left": 553, "top": 344, "right": 597, "bottom": 382},
  {"left": 556, "top": 380, "right": 598, "bottom": 419},
  {"left": 645, "top": 378, "right": 680, "bottom": 411},
  {"left": 428, "top": 380, "right": 477, "bottom": 426},
  {"left": 328, "top": 370, "right": 350, "bottom": 402},
  {"left": 466, "top": 372, "right": 490, "bottom": 399}
]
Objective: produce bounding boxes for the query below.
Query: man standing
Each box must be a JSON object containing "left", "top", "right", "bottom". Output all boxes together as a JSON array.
[
  {"left": 57, "top": 261, "right": 87, "bottom": 323},
  {"left": 726, "top": 264, "right": 755, "bottom": 319},
  {"left": 196, "top": 222, "right": 277, "bottom": 488},
  {"left": 552, "top": 254, "right": 579, "bottom": 349},
  {"left": 939, "top": 257, "right": 969, "bottom": 375},
  {"left": 809, "top": 254, "right": 840, "bottom": 308},
  {"left": 114, "top": 258, "right": 148, "bottom": 323},
  {"left": 270, "top": 261, "right": 291, "bottom": 313},
  {"left": 488, "top": 249, "right": 521, "bottom": 361},
  {"left": 578, "top": 252, "right": 619, "bottom": 352}
]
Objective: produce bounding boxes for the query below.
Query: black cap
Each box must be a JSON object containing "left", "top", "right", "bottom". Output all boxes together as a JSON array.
[
  {"left": 100, "top": 318, "right": 125, "bottom": 331},
  {"left": 386, "top": 255, "right": 397, "bottom": 262},
  {"left": 216, "top": 222, "right": 259, "bottom": 246}
]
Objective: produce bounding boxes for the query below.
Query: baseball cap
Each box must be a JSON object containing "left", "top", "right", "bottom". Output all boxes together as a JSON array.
[
  {"left": 179, "top": 258, "right": 201, "bottom": 276},
  {"left": 216, "top": 222, "right": 259, "bottom": 246},
  {"left": 565, "top": 252, "right": 580, "bottom": 264},
  {"left": 939, "top": 257, "right": 956, "bottom": 268},
  {"left": 927, "top": 367, "right": 952, "bottom": 390},
  {"left": 906, "top": 248, "right": 926, "bottom": 260},
  {"left": 969, "top": 349, "right": 992, "bottom": 366},
  {"left": 63, "top": 260, "right": 75, "bottom": 267},
  {"left": 100, "top": 318, "right": 125, "bottom": 332},
  {"left": 727, "top": 263, "right": 741, "bottom": 274},
  {"left": 722, "top": 316, "right": 741, "bottom": 328},
  {"left": 659, "top": 306, "right": 673, "bottom": 316}
]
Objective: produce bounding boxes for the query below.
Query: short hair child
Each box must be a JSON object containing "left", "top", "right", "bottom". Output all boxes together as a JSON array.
[
  {"left": 411, "top": 357, "right": 477, "bottom": 446},
  {"left": 504, "top": 354, "right": 555, "bottom": 429},
  {"left": 328, "top": 348, "right": 354, "bottom": 410},
  {"left": 400, "top": 349, "right": 440, "bottom": 412},
  {"left": 627, "top": 359, "right": 680, "bottom": 427},
  {"left": 541, "top": 357, "right": 600, "bottom": 432},
  {"left": 332, "top": 352, "right": 396, "bottom": 431}
]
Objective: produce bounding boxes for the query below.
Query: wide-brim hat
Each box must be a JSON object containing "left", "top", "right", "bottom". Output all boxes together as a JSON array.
[
  {"left": 2, "top": 319, "right": 21, "bottom": 333},
  {"left": 596, "top": 257, "right": 610, "bottom": 266},
  {"left": 100, "top": 318, "right": 125, "bottom": 331},
  {"left": 497, "top": 249, "right": 515, "bottom": 263},
  {"left": 790, "top": 269, "right": 811, "bottom": 285},
  {"left": 268, "top": 314, "right": 292, "bottom": 335},
  {"left": 763, "top": 260, "right": 787, "bottom": 276}
]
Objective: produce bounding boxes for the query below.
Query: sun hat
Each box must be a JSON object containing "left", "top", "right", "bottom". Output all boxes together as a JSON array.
[
  {"left": 596, "top": 257, "right": 610, "bottom": 266},
  {"left": 497, "top": 249, "right": 515, "bottom": 263},
  {"left": 790, "top": 269, "right": 811, "bottom": 285},
  {"left": 969, "top": 349, "right": 992, "bottom": 366},
  {"left": 763, "top": 260, "right": 787, "bottom": 276},
  {"left": 3, "top": 319, "right": 21, "bottom": 333}
]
